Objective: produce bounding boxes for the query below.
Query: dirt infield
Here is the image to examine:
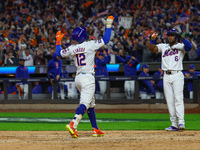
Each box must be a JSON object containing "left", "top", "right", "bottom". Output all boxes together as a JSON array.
[
  {"left": 0, "top": 107, "right": 199, "bottom": 150},
  {"left": 0, "top": 131, "right": 199, "bottom": 150}
]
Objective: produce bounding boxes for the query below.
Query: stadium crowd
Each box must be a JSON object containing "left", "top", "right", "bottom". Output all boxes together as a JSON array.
[
  {"left": 0, "top": 0, "right": 200, "bottom": 99},
  {"left": 0, "top": 0, "right": 200, "bottom": 66}
]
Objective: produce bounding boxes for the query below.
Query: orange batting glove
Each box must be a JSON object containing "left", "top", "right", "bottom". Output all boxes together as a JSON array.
[
  {"left": 151, "top": 32, "right": 158, "bottom": 40},
  {"left": 56, "top": 31, "right": 65, "bottom": 45}
]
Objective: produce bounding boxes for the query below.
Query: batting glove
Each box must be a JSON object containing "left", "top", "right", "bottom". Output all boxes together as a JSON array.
[
  {"left": 106, "top": 16, "right": 114, "bottom": 28},
  {"left": 150, "top": 32, "right": 158, "bottom": 40},
  {"left": 56, "top": 31, "right": 64, "bottom": 45}
]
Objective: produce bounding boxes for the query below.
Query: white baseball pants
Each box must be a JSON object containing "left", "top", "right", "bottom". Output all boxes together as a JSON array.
[
  {"left": 51, "top": 82, "right": 65, "bottom": 99},
  {"left": 155, "top": 91, "right": 164, "bottom": 99},
  {"left": 124, "top": 80, "right": 135, "bottom": 99},
  {"left": 75, "top": 73, "right": 95, "bottom": 109},
  {"left": 189, "top": 91, "right": 193, "bottom": 99},
  {"left": 163, "top": 71, "right": 185, "bottom": 127},
  {"left": 140, "top": 92, "right": 151, "bottom": 99},
  {"left": 18, "top": 84, "right": 28, "bottom": 100},
  {"left": 98, "top": 81, "right": 107, "bottom": 99}
]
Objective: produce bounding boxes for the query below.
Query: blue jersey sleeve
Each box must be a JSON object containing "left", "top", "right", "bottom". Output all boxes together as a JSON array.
[
  {"left": 103, "top": 28, "right": 112, "bottom": 44},
  {"left": 56, "top": 45, "right": 62, "bottom": 57},
  {"left": 182, "top": 38, "right": 192, "bottom": 52}
]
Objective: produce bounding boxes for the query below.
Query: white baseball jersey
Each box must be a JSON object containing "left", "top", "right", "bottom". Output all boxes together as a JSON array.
[
  {"left": 61, "top": 39, "right": 104, "bottom": 75},
  {"left": 156, "top": 43, "right": 185, "bottom": 71}
]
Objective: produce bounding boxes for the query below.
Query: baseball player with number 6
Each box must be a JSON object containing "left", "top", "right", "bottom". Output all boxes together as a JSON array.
[
  {"left": 56, "top": 16, "right": 114, "bottom": 138},
  {"left": 146, "top": 29, "right": 192, "bottom": 131}
]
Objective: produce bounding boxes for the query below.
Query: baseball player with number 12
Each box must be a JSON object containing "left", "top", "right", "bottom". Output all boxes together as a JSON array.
[
  {"left": 147, "top": 29, "right": 192, "bottom": 131},
  {"left": 56, "top": 16, "right": 114, "bottom": 138}
]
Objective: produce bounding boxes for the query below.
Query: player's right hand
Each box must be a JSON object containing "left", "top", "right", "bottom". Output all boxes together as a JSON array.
[
  {"left": 106, "top": 16, "right": 114, "bottom": 28},
  {"left": 150, "top": 32, "right": 158, "bottom": 40}
]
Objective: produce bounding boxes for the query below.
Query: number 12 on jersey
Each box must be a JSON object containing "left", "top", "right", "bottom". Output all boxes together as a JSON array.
[{"left": 76, "top": 54, "right": 86, "bottom": 66}]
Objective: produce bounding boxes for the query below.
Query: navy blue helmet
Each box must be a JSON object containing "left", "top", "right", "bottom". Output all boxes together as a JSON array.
[
  {"left": 167, "top": 29, "right": 178, "bottom": 36},
  {"left": 72, "top": 27, "right": 87, "bottom": 43}
]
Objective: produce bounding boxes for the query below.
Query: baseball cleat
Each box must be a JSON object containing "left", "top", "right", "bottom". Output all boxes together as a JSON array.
[
  {"left": 93, "top": 128, "right": 104, "bottom": 137},
  {"left": 178, "top": 124, "right": 185, "bottom": 130},
  {"left": 66, "top": 122, "right": 79, "bottom": 138},
  {"left": 165, "top": 126, "right": 179, "bottom": 131}
]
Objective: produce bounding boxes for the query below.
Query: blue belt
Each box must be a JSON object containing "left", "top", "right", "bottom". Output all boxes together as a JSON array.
[{"left": 81, "top": 73, "right": 94, "bottom": 76}]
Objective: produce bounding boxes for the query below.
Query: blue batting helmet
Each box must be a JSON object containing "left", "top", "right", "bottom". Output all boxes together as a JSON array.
[
  {"left": 72, "top": 27, "right": 87, "bottom": 43},
  {"left": 167, "top": 28, "right": 178, "bottom": 36}
]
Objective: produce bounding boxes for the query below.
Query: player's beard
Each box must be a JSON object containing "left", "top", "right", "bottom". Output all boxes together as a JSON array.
[
  {"left": 167, "top": 38, "right": 177, "bottom": 46},
  {"left": 169, "top": 40, "right": 177, "bottom": 46}
]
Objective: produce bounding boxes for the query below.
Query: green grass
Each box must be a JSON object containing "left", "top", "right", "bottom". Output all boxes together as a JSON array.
[{"left": 0, "top": 112, "right": 199, "bottom": 131}]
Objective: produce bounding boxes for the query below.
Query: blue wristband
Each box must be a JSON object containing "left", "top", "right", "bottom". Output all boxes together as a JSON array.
[{"left": 150, "top": 39, "right": 156, "bottom": 44}]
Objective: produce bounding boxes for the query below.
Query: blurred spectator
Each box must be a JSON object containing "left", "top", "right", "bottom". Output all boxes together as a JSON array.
[
  {"left": 95, "top": 50, "right": 111, "bottom": 99},
  {"left": 115, "top": 51, "right": 139, "bottom": 99},
  {"left": 136, "top": 38, "right": 155, "bottom": 62},
  {"left": 32, "top": 82, "right": 42, "bottom": 94},
  {"left": 43, "top": 48, "right": 54, "bottom": 63},
  {"left": 152, "top": 65, "right": 164, "bottom": 99},
  {"left": 34, "top": 49, "right": 45, "bottom": 65},
  {"left": 127, "top": 39, "right": 143, "bottom": 62},
  {"left": 15, "top": 50, "right": 22, "bottom": 66},
  {"left": 196, "top": 46, "right": 200, "bottom": 61},
  {"left": 0, "top": 0, "right": 200, "bottom": 66},
  {"left": 192, "top": 28, "right": 200, "bottom": 46},
  {"left": 183, "top": 64, "right": 200, "bottom": 99},
  {"left": 47, "top": 53, "right": 63, "bottom": 99},
  {"left": 21, "top": 44, "right": 34, "bottom": 66},
  {"left": 15, "top": 58, "right": 30, "bottom": 100},
  {"left": 139, "top": 64, "right": 155, "bottom": 99},
  {"left": 7, "top": 82, "right": 18, "bottom": 94},
  {"left": 3, "top": 51, "right": 15, "bottom": 66}
]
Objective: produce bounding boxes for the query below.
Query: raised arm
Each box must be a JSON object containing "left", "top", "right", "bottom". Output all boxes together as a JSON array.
[
  {"left": 56, "top": 31, "right": 65, "bottom": 57},
  {"left": 146, "top": 41, "right": 159, "bottom": 53},
  {"left": 102, "top": 16, "right": 114, "bottom": 44}
]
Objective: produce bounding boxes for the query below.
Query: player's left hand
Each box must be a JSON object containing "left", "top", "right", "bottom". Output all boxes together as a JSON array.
[
  {"left": 150, "top": 32, "right": 158, "bottom": 40},
  {"left": 173, "top": 32, "right": 184, "bottom": 40}
]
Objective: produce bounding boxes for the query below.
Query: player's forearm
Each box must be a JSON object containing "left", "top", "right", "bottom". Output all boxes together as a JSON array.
[
  {"left": 146, "top": 42, "right": 158, "bottom": 53},
  {"left": 102, "top": 28, "right": 112, "bottom": 44}
]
